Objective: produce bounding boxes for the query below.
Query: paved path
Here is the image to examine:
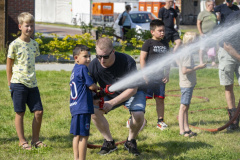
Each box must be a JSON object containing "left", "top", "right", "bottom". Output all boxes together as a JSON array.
[
  {"left": 0, "top": 63, "right": 142, "bottom": 71},
  {"left": 0, "top": 63, "right": 74, "bottom": 71},
  {"left": 35, "top": 24, "right": 97, "bottom": 38}
]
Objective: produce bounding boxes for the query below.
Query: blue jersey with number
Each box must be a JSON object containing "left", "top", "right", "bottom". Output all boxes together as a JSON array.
[{"left": 69, "top": 64, "right": 94, "bottom": 116}]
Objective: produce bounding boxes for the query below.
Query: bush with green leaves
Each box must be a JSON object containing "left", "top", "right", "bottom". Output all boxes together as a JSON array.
[
  {"left": 0, "top": 46, "right": 7, "bottom": 64},
  {"left": 35, "top": 32, "right": 96, "bottom": 60}
]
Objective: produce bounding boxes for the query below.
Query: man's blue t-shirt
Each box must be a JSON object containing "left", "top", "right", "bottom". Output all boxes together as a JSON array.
[{"left": 69, "top": 64, "right": 94, "bottom": 116}]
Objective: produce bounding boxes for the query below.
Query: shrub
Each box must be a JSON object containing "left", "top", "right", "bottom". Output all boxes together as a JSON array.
[{"left": 0, "top": 46, "right": 7, "bottom": 64}]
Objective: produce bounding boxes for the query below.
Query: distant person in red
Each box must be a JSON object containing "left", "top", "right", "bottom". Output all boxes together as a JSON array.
[{"left": 158, "top": 0, "right": 181, "bottom": 53}]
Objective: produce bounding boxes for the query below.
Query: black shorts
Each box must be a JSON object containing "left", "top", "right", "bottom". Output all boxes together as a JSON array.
[
  {"left": 10, "top": 83, "right": 43, "bottom": 113},
  {"left": 165, "top": 30, "right": 180, "bottom": 43}
]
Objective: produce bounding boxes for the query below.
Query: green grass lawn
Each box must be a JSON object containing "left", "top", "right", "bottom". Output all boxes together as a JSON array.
[{"left": 0, "top": 69, "right": 240, "bottom": 160}]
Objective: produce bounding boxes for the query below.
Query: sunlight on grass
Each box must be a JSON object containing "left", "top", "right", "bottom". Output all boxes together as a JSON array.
[{"left": 0, "top": 69, "right": 240, "bottom": 159}]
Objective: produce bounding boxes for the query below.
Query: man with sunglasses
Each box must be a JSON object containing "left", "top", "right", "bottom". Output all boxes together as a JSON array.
[
  {"left": 214, "top": 0, "right": 239, "bottom": 24},
  {"left": 88, "top": 37, "right": 146, "bottom": 156}
]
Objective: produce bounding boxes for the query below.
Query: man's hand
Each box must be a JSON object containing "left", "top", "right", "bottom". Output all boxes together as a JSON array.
[
  {"left": 103, "top": 101, "right": 114, "bottom": 114},
  {"left": 162, "top": 75, "right": 169, "bottom": 83}
]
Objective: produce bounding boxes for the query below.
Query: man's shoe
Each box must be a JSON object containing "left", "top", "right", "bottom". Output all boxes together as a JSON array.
[
  {"left": 124, "top": 138, "right": 140, "bottom": 156},
  {"left": 157, "top": 121, "right": 168, "bottom": 130},
  {"left": 98, "top": 139, "right": 117, "bottom": 155}
]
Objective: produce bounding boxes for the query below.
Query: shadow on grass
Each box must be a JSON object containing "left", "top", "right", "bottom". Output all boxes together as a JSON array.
[
  {"left": 190, "top": 120, "right": 228, "bottom": 126},
  {"left": 138, "top": 141, "right": 212, "bottom": 160}
]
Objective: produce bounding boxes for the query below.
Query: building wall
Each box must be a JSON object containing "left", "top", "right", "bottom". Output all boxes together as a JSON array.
[
  {"left": 6, "top": 0, "right": 35, "bottom": 44},
  {"left": 0, "top": 0, "right": 5, "bottom": 48}
]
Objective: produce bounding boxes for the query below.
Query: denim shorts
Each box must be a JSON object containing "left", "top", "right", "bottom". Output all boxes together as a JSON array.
[
  {"left": 10, "top": 83, "right": 43, "bottom": 113},
  {"left": 145, "top": 82, "right": 165, "bottom": 99},
  {"left": 180, "top": 87, "right": 194, "bottom": 105},
  {"left": 94, "top": 91, "right": 146, "bottom": 113},
  {"left": 70, "top": 114, "right": 91, "bottom": 136}
]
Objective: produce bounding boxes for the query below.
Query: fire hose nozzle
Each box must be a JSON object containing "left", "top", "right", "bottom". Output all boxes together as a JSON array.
[{"left": 104, "top": 85, "right": 114, "bottom": 95}]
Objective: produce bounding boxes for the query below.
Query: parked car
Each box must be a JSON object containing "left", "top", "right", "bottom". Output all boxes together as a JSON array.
[{"left": 113, "top": 11, "right": 157, "bottom": 38}]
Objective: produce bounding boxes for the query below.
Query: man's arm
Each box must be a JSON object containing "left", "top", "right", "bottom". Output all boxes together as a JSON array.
[
  {"left": 6, "top": 58, "right": 14, "bottom": 86},
  {"left": 224, "top": 42, "right": 240, "bottom": 61},
  {"left": 197, "top": 20, "right": 203, "bottom": 35},
  {"left": 103, "top": 87, "right": 138, "bottom": 113}
]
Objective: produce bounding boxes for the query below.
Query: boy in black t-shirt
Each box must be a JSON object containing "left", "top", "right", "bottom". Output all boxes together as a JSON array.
[
  {"left": 158, "top": 0, "right": 181, "bottom": 53},
  {"left": 140, "top": 19, "right": 170, "bottom": 130}
]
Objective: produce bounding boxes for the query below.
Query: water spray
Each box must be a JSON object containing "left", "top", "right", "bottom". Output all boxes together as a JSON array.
[{"left": 108, "top": 21, "right": 240, "bottom": 93}]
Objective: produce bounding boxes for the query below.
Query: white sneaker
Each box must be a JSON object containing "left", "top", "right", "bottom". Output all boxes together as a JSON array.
[{"left": 157, "top": 122, "right": 168, "bottom": 130}]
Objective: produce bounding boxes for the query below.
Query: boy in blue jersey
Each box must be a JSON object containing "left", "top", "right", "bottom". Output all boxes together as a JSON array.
[{"left": 69, "top": 45, "right": 99, "bottom": 160}]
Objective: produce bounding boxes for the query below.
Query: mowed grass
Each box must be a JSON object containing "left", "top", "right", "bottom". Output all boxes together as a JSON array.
[{"left": 0, "top": 68, "right": 240, "bottom": 160}]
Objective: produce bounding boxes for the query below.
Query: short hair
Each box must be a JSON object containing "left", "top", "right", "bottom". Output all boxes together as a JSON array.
[
  {"left": 18, "top": 12, "right": 34, "bottom": 24},
  {"left": 183, "top": 32, "right": 197, "bottom": 44},
  {"left": 125, "top": 5, "right": 131, "bottom": 11},
  {"left": 73, "top": 44, "right": 90, "bottom": 57},
  {"left": 205, "top": 0, "right": 214, "bottom": 5},
  {"left": 150, "top": 19, "right": 165, "bottom": 31},
  {"left": 96, "top": 37, "right": 113, "bottom": 52}
]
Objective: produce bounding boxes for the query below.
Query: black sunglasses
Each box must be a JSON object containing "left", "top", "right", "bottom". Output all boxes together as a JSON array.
[
  {"left": 96, "top": 49, "right": 113, "bottom": 59},
  {"left": 226, "top": 0, "right": 232, "bottom": 2}
]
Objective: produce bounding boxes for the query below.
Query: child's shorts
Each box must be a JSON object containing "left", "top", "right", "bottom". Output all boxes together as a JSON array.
[
  {"left": 145, "top": 82, "right": 165, "bottom": 99},
  {"left": 10, "top": 83, "right": 43, "bottom": 113},
  {"left": 180, "top": 87, "right": 194, "bottom": 105},
  {"left": 70, "top": 114, "right": 91, "bottom": 136}
]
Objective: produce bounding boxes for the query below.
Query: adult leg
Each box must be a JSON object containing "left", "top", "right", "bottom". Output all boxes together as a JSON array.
[
  {"left": 225, "top": 84, "right": 235, "bottom": 110},
  {"left": 92, "top": 109, "right": 117, "bottom": 155},
  {"left": 32, "top": 110, "right": 43, "bottom": 143},
  {"left": 91, "top": 109, "right": 113, "bottom": 141},
  {"left": 79, "top": 136, "right": 88, "bottom": 160},
  {"left": 128, "top": 111, "right": 144, "bottom": 140},
  {"left": 73, "top": 136, "right": 80, "bottom": 160}
]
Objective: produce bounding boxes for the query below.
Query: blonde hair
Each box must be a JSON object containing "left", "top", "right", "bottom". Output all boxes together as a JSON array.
[
  {"left": 183, "top": 32, "right": 197, "bottom": 44},
  {"left": 18, "top": 12, "right": 34, "bottom": 24},
  {"left": 96, "top": 37, "right": 113, "bottom": 52}
]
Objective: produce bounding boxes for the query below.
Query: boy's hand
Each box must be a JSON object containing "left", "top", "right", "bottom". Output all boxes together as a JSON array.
[
  {"left": 197, "top": 63, "right": 207, "bottom": 69},
  {"left": 103, "top": 101, "right": 113, "bottom": 114},
  {"left": 162, "top": 75, "right": 169, "bottom": 83},
  {"left": 93, "top": 99, "right": 101, "bottom": 106}
]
